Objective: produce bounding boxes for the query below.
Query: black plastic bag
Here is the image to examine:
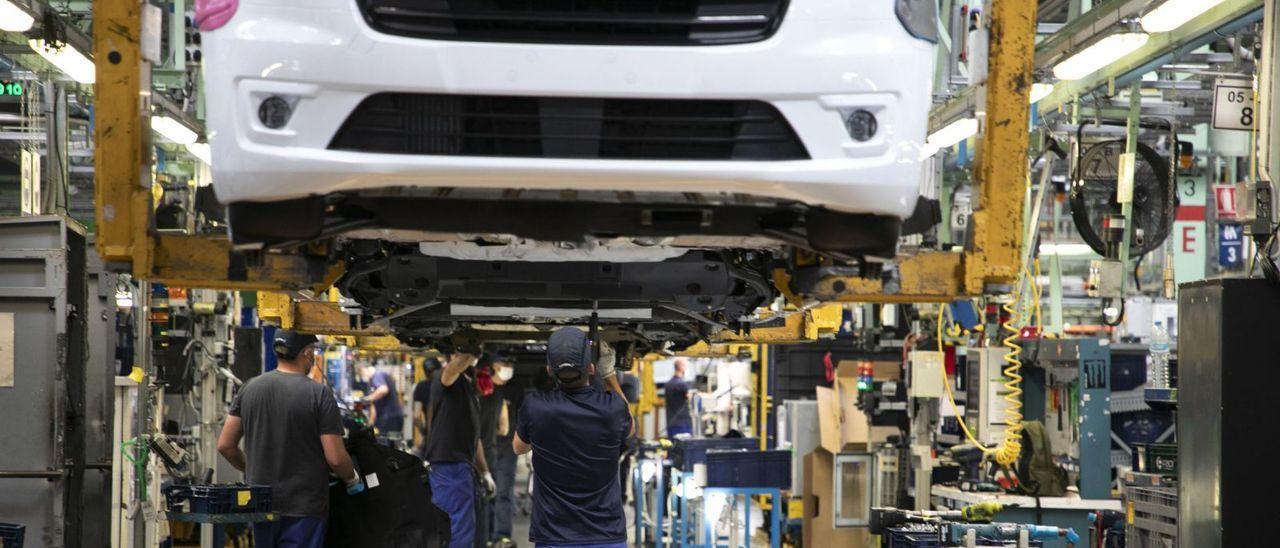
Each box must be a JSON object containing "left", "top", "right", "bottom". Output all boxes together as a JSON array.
[{"left": 327, "top": 429, "right": 451, "bottom": 548}]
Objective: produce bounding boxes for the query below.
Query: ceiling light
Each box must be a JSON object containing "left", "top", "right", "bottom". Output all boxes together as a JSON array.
[
  {"left": 1029, "top": 83, "right": 1055, "bottom": 104},
  {"left": 1141, "top": 0, "right": 1225, "bottom": 33},
  {"left": 28, "top": 39, "right": 95, "bottom": 84},
  {"left": 1052, "top": 33, "right": 1149, "bottom": 81},
  {"left": 926, "top": 117, "right": 979, "bottom": 150},
  {"left": 186, "top": 142, "right": 212, "bottom": 165},
  {"left": 0, "top": 1, "right": 34, "bottom": 32},
  {"left": 151, "top": 115, "right": 198, "bottom": 145}
]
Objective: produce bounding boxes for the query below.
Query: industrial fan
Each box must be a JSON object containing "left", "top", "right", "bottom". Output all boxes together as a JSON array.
[{"left": 1070, "top": 139, "right": 1175, "bottom": 256}]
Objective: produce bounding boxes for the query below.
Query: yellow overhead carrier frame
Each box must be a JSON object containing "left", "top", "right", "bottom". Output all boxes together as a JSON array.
[
  {"left": 93, "top": 0, "right": 1034, "bottom": 302},
  {"left": 93, "top": 0, "right": 336, "bottom": 292}
]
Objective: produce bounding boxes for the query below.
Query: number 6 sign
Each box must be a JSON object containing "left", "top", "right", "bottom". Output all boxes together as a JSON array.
[{"left": 1213, "top": 78, "right": 1255, "bottom": 131}]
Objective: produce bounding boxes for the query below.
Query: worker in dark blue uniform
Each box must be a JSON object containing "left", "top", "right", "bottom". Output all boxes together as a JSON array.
[
  {"left": 664, "top": 358, "right": 693, "bottom": 437},
  {"left": 513, "top": 328, "right": 631, "bottom": 548},
  {"left": 359, "top": 361, "right": 405, "bottom": 437}
]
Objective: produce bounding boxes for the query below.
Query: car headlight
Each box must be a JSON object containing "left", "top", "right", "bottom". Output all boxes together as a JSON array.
[{"left": 895, "top": 0, "right": 939, "bottom": 43}]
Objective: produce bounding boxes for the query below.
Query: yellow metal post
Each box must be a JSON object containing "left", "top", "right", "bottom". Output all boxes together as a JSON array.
[
  {"left": 638, "top": 356, "right": 657, "bottom": 439},
  {"left": 963, "top": 0, "right": 1037, "bottom": 293},
  {"left": 757, "top": 344, "right": 769, "bottom": 450},
  {"left": 94, "top": 0, "right": 151, "bottom": 269}
]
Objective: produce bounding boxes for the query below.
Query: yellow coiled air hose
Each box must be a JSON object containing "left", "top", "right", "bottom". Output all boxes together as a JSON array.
[
  {"left": 993, "top": 296, "right": 1024, "bottom": 467},
  {"left": 937, "top": 274, "right": 1032, "bottom": 467}
]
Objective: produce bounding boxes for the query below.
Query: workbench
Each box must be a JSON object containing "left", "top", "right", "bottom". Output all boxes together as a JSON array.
[{"left": 932, "top": 487, "right": 1120, "bottom": 548}]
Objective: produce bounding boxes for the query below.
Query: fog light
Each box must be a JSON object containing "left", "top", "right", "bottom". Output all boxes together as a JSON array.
[
  {"left": 845, "top": 110, "right": 877, "bottom": 142},
  {"left": 258, "top": 96, "right": 292, "bottom": 129}
]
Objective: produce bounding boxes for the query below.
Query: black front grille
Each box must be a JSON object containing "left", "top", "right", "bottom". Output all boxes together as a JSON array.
[
  {"left": 356, "top": 0, "right": 788, "bottom": 45},
  {"left": 329, "top": 93, "right": 809, "bottom": 160}
]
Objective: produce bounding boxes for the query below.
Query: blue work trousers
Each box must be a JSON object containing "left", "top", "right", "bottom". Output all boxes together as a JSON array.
[
  {"left": 431, "top": 461, "right": 477, "bottom": 548},
  {"left": 491, "top": 440, "right": 518, "bottom": 539},
  {"left": 252, "top": 516, "right": 327, "bottom": 548}
]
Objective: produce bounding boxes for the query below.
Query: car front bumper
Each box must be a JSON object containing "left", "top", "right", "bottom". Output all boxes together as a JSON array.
[{"left": 202, "top": 0, "right": 934, "bottom": 218}]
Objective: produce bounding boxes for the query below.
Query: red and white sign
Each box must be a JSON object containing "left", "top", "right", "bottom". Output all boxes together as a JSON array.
[{"left": 1214, "top": 184, "right": 1238, "bottom": 218}]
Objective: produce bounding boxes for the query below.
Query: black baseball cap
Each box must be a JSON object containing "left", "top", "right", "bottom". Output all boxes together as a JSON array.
[
  {"left": 546, "top": 327, "right": 590, "bottom": 381},
  {"left": 476, "top": 352, "right": 508, "bottom": 370},
  {"left": 273, "top": 329, "right": 319, "bottom": 360}
]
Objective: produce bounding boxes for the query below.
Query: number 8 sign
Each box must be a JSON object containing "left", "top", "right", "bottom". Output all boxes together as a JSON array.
[{"left": 1213, "top": 78, "right": 1255, "bottom": 131}]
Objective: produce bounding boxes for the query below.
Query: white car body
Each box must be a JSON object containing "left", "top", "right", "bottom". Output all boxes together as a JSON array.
[{"left": 201, "top": 0, "right": 936, "bottom": 220}]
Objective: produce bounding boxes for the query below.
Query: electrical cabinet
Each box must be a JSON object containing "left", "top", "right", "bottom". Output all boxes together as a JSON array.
[
  {"left": 0, "top": 216, "right": 92, "bottom": 547},
  {"left": 1178, "top": 278, "right": 1280, "bottom": 548},
  {"left": 965, "top": 347, "right": 1013, "bottom": 446}
]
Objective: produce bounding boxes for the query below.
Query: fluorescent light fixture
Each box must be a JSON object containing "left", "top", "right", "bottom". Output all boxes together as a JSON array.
[
  {"left": 1038, "top": 243, "right": 1098, "bottom": 256},
  {"left": 186, "top": 142, "right": 212, "bottom": 165},
  {"left": 28, "top": 39, "right": 95, "bottom": 84},
  {"left": 926, "top": 117, "right": 979, "bottom": 150},
  {"left": 151, "top": 115, "right": 198, "bottom": 145},
  {"left": 0, "top": 0, "right": 34, "bottom": 32},
  {"left": 1052, "top": 33, "right": 1149, "bottom": 81},
  {"left": 1029, "top": 83, "right": 1055, "bottom": 104},
  {"left": 1141, "top": 0, "right": 1225, "bottom": 33}
]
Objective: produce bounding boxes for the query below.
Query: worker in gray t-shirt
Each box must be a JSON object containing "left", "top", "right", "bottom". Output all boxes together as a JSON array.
[{"left": 217, "top": 330, "right": 364, "bottom": 547}]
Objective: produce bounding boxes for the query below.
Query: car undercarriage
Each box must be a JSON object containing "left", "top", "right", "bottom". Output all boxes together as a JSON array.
[{"left": 335, "top": 240, "right": 779, "bottom": 353}]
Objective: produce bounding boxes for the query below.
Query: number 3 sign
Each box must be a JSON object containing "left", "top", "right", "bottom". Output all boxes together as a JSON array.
[{"left": 1213, "top": 78, "right": 1254, "bottom": 131}]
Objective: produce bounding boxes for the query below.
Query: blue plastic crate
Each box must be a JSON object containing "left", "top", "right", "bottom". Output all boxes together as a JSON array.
[
  {"left": 0, "top": 522, "right": 25, "bottom": 548},
  {"left": 164, "top": 483, "right": 272, "bottom": 514},
  {"left": 704, "top": 449, "right": 791, "bottom": 489},
  {"left": 670, "top": 437, "right": 757, "bottom": 471}
]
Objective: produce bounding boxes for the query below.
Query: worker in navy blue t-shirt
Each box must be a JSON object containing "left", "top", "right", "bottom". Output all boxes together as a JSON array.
[
  {"left": 513, "top": 328, "right": 631, "bottom": 548},
  {"left": 664, "top": 358, "right": 693, "bottom": 437}
]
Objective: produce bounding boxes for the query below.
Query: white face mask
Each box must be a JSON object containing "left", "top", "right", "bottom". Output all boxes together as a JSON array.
[{"left": 496, "top": 367, "right": 514, "bottom": 381}]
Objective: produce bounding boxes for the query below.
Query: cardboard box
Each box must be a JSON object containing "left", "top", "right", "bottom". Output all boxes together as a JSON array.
[
  {"left": 802, "top": 449, "right": 870, "bottom": 548},
  {"left": 816, "top": 376, "right": 877, "bottom": 454},
  {"left": 816, "top": 385, "right": 870, "bottom": 454}
]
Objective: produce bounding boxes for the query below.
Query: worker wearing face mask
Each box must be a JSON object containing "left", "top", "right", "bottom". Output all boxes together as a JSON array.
[
  {"left": 217, "top": 330, "right": 363, "bottom": 548},
  {"left": 474, "top": 355, "right": 506, "bottom": 548},
  {"left": 424, "top": 352, "right": 491, "bottom": 548},
  {"left": 489, "top": 359, "right": 522, "bottom": 547}
]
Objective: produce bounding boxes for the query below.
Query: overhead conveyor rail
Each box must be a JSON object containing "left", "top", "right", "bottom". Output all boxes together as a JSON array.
[
  {"left": 930, "top": 0, "right": 1263, "bottom": 129},
  {"left": 1037, "top": 0, "right": 1264, "bottom": 114}
]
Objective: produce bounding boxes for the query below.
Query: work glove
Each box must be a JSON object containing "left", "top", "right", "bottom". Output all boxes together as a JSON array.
[
  {"left": 344, "top": 474, "right": 365, "bottom": 496},
  {"left": 596, "top": 341, "right": 617, "bottom": 380},
  {"left": 344, "top": 462, "right": 365, "bottom": 495},
  {"left": 480, "top": 471, "right": 496, "bottom": 499}
]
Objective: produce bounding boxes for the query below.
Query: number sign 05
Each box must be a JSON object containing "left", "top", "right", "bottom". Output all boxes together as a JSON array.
[{"left": 1212, "top": 78, "right": 1254, "bottom": 131}]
